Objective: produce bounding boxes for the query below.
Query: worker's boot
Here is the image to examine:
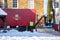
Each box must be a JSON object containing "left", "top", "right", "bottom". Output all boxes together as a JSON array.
[{"left": 30, "top": 29, "right": 33, "bottom": 32}]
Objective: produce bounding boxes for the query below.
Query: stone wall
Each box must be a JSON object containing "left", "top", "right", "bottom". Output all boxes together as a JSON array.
[
  {"left": 34, "top": 0, "right": 44, "bottom": 19},
  {"left": 18, "top": 0, "right": 28, "bottom": 8}
]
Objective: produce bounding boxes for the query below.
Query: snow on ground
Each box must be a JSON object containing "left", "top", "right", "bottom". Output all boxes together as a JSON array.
[
  {"left": 37, "top": 28, "right": 60, "bottom": 36},
  {"left": 0, "top": 29, "right": 56, "bottom": 37},
  {"left": 0, "top": 36, "right": 60, "bottom": 40},
  {"left": 0, "top": 29, "right": 59, "bottom": 40}
]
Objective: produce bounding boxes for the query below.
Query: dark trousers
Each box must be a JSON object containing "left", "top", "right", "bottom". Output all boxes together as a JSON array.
[
  {"left": 28, "top": 26, "right": 35, "bottom": 31},
  {"left": 0, "top": 15, "right": 6, "bottom": 30}
]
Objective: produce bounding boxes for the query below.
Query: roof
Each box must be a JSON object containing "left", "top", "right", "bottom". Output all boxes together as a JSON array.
[{"left": 0, "top": 8, "right": 7, "bottom": 15}]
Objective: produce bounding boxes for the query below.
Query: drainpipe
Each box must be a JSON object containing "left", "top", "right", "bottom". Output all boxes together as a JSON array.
[{"left": 4, "top": 0, "right": 8, "bottom": 8}]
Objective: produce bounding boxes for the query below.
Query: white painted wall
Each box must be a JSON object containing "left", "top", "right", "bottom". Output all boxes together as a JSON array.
[
  {"left": 44, "top": 0, "right": 48, "bottom": 16},
  {"left": 54, "top": 0, "right": 59, "bottom": 24}
]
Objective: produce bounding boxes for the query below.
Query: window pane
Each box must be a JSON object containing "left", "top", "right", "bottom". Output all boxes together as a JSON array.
[
  {"left": 13, "top": 0, "right": 17, "bottom": 1},
  {"left": 12, "top": 0, "right": 17, "bottom": 8},
  {"left": 54, "top": 2, "right": 59, "bottom": 8},
  {"left": 28, "top": 0, "right": 34, "bottom": 9}
]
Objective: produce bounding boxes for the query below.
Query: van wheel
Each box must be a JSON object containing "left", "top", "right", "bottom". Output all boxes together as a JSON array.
[
  {"left": 3, "top": 30, "right": 7, "bottom": 33},
  {"left": 17, "top": 26, "right": 23, "bottom": 32}
]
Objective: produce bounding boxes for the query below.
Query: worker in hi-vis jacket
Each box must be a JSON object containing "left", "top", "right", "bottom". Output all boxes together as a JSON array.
[{"left": 29, "top": 20, "right": 34, "bottom": 32}]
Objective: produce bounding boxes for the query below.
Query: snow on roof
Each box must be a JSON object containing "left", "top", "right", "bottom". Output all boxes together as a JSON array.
[{"left": 0, "top": 8, "right": 7, "bottom": 15}]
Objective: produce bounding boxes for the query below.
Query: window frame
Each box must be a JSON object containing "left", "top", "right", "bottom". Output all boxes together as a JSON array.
[
  {"left": 28, "top": 0, "right": 34, "bottom": 9},
  {"left": 12, "top": 0, "right": 18, "bottom": 8},
  {"left": 54, "top": 2, "right": 59, "bottom": 8}
]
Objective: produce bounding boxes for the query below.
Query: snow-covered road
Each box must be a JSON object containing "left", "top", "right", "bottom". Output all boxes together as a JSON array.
[
  {"left": 0, "top": 29, "right": 56, "bottom": 37},
  {"left": 0, "top": 29, "right": 60, "bottom": 40}
]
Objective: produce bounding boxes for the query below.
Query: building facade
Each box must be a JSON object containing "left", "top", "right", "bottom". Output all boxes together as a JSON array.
[
  {"left": 52, "top": 0, "right": 59, "bottom": 24},
  {"left": 0, "top": 0, "right": 44, "bottom": 20}
]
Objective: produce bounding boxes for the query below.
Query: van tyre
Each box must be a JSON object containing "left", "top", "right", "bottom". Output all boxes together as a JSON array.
[{"left": 3, "top": 30, "right": 7, "bottom": 33}]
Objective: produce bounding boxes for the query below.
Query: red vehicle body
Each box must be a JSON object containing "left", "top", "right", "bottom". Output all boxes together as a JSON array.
[{"left": 0, "top": 9, "right": 36, "bottom": 28}]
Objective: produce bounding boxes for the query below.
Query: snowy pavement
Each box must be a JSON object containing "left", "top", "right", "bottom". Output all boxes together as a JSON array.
[
  {"left": 0, "top": 29, "right": 60, "bottom": 40},
  {"left": 0, "top": 36, "right": 60, "bottom": 40},
  {"left": 0, "top": 29, "right": 56, "bottom": 37},
  {"left": 37, "top": 28, "right": 60, "bottom": 36}
]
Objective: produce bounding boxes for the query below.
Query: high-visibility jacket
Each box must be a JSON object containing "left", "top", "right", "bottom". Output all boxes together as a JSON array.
[{"left": 30, "top": 21, "right": 34, "bottom": 27}]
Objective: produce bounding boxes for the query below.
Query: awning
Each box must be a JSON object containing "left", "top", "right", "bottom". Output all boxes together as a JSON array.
[{"left": 0, "top": 8, "right": 7, "bottom": 15}]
